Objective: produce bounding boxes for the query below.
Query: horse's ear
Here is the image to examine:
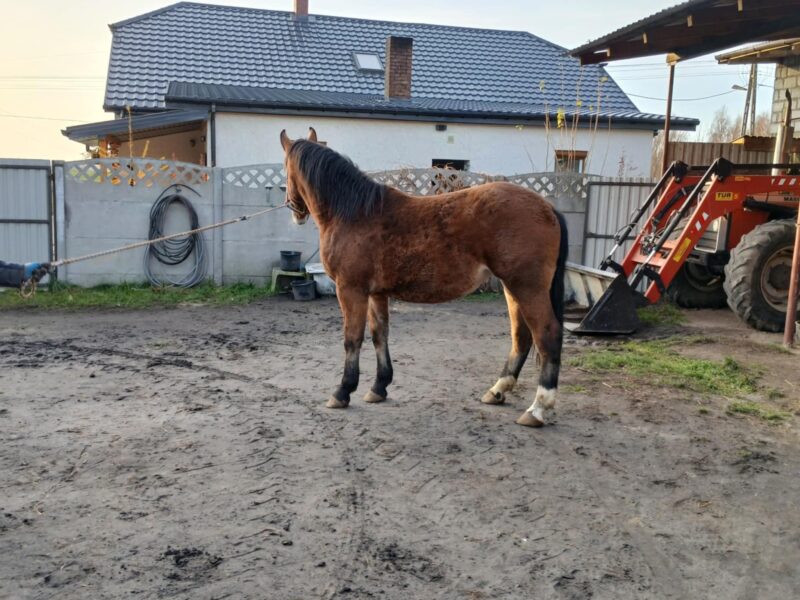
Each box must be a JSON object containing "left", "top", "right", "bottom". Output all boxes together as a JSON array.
[
  {"left": 307, "top": 127, "right": 318, "bottom": 143},
  {"left": 280, "top": 129, "right": 291, "bottom": 152}
]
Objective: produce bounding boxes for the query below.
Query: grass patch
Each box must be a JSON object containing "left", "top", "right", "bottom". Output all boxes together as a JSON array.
[
  {"left": 727, "top": 401, "right": 791, "bottom": 423},
  {"left": 563, "top": 384, "right": 587, "bottom": 393},
  {"left": 463, "top": 291, "right": 503, "bottom": 302},
  {"left": 0, "top": 281, "right": 277, "bottom": 310},
  {"left": 637, "top": 302, "right": 686, "bottom": 327},
  {"left": 570, "top": 338, "right": 759, "bottom": 397}
]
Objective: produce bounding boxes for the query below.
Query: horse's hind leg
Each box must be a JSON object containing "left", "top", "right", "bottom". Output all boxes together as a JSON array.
[
  {"left": 512, "top": 291, "right": 563, "bottom": 427},
  {"left": 326, "top": 287, "right": 368, "bottom": 409},
  {"left": 481, "top": 288, "right": 532, "bottom": 405},
  {"left": 364, "top": 294, "right": 393, "bottom": 403}
]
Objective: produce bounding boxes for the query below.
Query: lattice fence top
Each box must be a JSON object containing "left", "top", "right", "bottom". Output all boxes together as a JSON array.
[
  {"left": 505, "top": 172, "right": 592, "bottom": 200},
  {"left": 222, "top": 164, "right": 286, "bottom": 189},
  {"left": 65, "top": 159, "right": 210, "bottom": 187},
  {"left": 369, "top": 168, "right": 591, "bottom": 200}
]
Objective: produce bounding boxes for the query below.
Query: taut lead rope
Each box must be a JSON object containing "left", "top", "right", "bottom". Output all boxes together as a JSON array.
[
  {"left": 52, "top": 204, "right": 287, "bottom": 268},
  {"left": 21, "top": 203, "right": 288, "bottom": 298}
]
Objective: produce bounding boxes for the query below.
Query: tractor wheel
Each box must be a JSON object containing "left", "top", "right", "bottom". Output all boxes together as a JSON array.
[
  {"left": 723, "top": 219, "right": 798, "bottom": 332},
  {"left": 665, "top": 262, "right": 727, "bottom": 308}
]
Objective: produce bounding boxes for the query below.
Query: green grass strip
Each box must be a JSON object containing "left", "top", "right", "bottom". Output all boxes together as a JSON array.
[
  {"left": 0, "top": 281, "right": 277, "bottom": 310},
  {"left": 570, "top": 338, "right": 759, "bottom": 397}
]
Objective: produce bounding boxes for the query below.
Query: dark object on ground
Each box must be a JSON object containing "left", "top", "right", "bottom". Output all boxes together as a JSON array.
[{"left": 280, "top": 250, "right": 302, "bottom": 271}]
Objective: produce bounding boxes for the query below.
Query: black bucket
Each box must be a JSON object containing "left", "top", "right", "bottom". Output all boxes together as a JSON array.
[
  {"left": 280, "top": 250, "right": 302, "bottom": 271},
  {"left": 291, "top": 280, "right": 316, "bottom": 301}
]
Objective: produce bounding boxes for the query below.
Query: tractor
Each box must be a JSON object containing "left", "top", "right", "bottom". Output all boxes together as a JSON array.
[{"left": 566, "top": 157, "right": 799, "bottom": 334}]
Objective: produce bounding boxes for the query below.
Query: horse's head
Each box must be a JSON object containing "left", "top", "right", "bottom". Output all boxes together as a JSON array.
[{"left": 280, "top": 127, "right": 318, "bottom": 225}]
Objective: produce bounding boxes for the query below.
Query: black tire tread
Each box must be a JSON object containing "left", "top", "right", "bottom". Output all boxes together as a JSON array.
[
  {"left": 665, "top": 264, "right": 727, "bottom": 308},
  {"left": 723, "top": 219, "right": 796, "bottom": 332}
]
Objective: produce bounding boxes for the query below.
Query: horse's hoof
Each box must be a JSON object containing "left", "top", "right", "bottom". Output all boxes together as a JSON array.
[
  {"left": 516, "top": 411, "right": 544, "bottom": 428},
  {"left": 326, "top": 396, "right": 349, "bottom": 409},
  {"left": 481, "top": 390, "right": 505, "bottom": 405},
  {"left": 363, "top": 390, "right": 386, "bottom": 403}
]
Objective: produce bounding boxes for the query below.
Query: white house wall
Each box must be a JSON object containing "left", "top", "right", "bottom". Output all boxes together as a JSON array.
[{"left": 214, "top": 113, "right": 655, "bottom": 177}]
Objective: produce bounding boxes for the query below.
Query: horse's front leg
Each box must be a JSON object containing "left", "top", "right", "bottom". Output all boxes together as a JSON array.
[
  {"left": 326, "top": 286, "right": 368, "bottom": 409},
  {"left": 364, "top": 294, "right": 392, "bottom": 404}
]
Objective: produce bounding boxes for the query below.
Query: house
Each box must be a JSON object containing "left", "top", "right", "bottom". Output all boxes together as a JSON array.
[{"left": 63, "top": 1, "right": 697, "bottom": 176}]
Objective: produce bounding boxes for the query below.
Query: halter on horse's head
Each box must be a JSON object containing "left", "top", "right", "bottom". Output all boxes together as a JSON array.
[{"left": 280, "top": 127, "right": 318, "bottom": 225}]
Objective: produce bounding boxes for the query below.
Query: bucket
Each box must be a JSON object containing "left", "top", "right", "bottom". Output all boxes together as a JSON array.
[
  {"left": 291, "top": 280, "right": 316, "bottom": 301},
  {"left": 280, "top": 250, "right": 302, "bottom": 272},
  {"left": 305, "top": 262, "right": 336, "bottom": 296}
]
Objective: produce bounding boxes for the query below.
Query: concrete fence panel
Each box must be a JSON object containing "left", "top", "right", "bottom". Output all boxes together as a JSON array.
[
  {"left": 60, "top": 159, "right": 214, "bottom": 286},
  {"left": 220, "top": 164, "right": 320, "bottom": 285}
]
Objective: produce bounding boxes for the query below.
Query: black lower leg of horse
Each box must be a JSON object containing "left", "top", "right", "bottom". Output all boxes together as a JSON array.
[
  {"left": 536, "top": 320, "right": 563, "bottom": 393},
  {"left": 483, "top": 294, "right": 532, "bottom": 404},
  {"left": 332, "top": 338, "right": 362, "bottom": 405},
  {"left": 367, "top": 295, "right": 392, "bottom": 401},
  {"left": 522, "top": 316, "right": 562, "bottom": 421},
  {"left": 328, "top": 289, "right": 367, "bottom": 408}
]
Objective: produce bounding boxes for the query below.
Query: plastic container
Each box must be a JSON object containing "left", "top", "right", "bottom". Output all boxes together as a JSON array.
[
  {"left": 305, "top": 262, "right": 336, "bottom": 296},
  {"left": 280, "top": 250, "right": 302, "bottom": 272},
  {"left": 291, "top": 279, "right": 316, "bottom": 301}
]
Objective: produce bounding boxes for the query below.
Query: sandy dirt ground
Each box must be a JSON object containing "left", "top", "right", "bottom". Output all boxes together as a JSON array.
[{"left": 1, "top": 297, "right": 799, "bottom": 600}]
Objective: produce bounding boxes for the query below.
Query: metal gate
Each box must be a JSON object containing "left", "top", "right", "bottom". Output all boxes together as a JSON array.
[
  {"left": 0, "top": 160, "right": 54, "bottom": 282},
  {"left": 583, "top": 178, "right": 654, "bottom": 268}
]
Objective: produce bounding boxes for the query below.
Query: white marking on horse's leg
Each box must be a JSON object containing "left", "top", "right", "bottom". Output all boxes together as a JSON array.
[
  {"left": 491, "top": 375, "right": 516, "bottom": 395},
  {"left": 526, "top": 386, "right": 557, "bottom": 423},
  {"left": 482, "top": 375, "right": 516, "bottom": 404}
]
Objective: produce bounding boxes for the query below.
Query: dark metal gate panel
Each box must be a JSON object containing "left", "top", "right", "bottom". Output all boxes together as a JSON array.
[
  {"left": 583, "top": 178, "right": 654, "bottom": 269},
  {"left": 0, "top": 160, "right": 53, "bottom": 278}
]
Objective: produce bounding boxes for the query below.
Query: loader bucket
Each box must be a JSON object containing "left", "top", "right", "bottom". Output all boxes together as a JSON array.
[{"left": 564, "top": 262, "right": 642, "bottom": 335}]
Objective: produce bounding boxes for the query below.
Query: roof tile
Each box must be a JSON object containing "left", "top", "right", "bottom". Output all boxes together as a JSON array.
[{"left": 104, "top": 2, "right": 696, "bottom": 126}]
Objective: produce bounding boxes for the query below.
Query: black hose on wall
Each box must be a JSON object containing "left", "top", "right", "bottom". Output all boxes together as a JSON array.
[{"left": 143, "top": 184, "right": 207, "bottom": 287}]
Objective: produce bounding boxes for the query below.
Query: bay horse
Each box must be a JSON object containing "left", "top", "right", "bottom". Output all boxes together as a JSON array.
[{"left": 280, "top": 128, "right": 568, "bottom": 427}]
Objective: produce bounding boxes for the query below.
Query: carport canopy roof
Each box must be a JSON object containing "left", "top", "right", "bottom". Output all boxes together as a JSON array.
[{"left": 570, "top": 0, "right": 800, "bottom": 65}]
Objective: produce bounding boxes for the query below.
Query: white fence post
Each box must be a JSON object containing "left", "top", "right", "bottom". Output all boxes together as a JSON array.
[{"left": 212, "top": 167, "right": 223, "bottom": 285}]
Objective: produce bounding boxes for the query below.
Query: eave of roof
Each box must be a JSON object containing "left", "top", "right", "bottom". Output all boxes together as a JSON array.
[
  {"left": 570, "top": 0, "right": 800, "bottom": 65},
  {"left": 62, "top": 109, "right": 207, "bottom": 143},
  {"left": 165, "top": 81, "right": 699, "bottom": 130},
  {"left": 716, "top": 38, "right": 800, "bottom": 64}
]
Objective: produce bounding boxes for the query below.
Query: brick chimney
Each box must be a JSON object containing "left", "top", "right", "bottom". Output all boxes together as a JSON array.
[
  {"left": 385, "top": 36, "right": 413, "bottom": 99},
  {"left": 294, "top": 0, "right": 308, "bottom": 19}
]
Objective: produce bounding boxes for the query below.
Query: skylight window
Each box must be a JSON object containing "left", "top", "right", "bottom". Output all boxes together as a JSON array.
[{"left": 353, "top": 52, "right": 383, "bottom": 72}]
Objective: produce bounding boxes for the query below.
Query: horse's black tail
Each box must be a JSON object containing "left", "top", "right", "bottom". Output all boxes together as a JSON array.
[{"left": 549, "top": 209, "right": 569, "bottom": 325}]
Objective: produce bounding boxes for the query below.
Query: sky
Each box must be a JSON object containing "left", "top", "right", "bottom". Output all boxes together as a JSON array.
[{"left": 0, "top": 0, "right": 776, "bottom": 160}]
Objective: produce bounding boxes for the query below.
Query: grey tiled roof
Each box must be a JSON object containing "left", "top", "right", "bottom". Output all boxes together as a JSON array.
[{"left": 105, "top": 2, "right": 695, "bottom": 126}]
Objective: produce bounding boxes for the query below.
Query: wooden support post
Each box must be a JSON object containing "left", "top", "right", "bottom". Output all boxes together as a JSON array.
[
  {"left": 780, "top": 90, "right": 798, "bottom": 347},
  {"left": 784, "top": 208, "right": 800, "bottom": 348},
  {"left": 661, "top": 61, "right": 676, "bottom": 175}
]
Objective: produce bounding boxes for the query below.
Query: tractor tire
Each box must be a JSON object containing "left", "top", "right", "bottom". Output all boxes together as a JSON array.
[
  {"left": 665, "top": 262, "right": 728, "bottom": 308},
  {"left": 723, "top": 219, "right": 798, "bottom": 332}
]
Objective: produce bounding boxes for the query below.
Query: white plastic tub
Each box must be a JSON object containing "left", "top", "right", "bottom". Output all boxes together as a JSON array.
[{"left": 305, "top": 263, "right": 336, "bottom": 296}]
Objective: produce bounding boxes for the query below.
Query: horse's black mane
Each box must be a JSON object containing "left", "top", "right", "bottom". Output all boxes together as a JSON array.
[{"left": 289, "top": 140, "right": 386, "bottom": 222}]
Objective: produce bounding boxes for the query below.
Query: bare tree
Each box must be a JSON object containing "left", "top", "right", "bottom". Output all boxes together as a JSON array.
[
  {"left": 753, "top": 111, "right": 772, "bottom": 136},
  {"left": 651, "top": 129, "right": 693, "bottom": 178},
  {"left": 703, "top": 106, "right": 743, "bottom": 143}
]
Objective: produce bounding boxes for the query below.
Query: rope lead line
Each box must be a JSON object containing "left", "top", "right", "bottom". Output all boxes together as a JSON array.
[{"left": 51, "top": 204, "right": 287, "bottom": 269}]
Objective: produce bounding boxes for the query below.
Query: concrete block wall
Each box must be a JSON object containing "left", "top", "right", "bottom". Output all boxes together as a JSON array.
[{"left": 771, "top": 56, "right": 800, "bottom": 135}]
